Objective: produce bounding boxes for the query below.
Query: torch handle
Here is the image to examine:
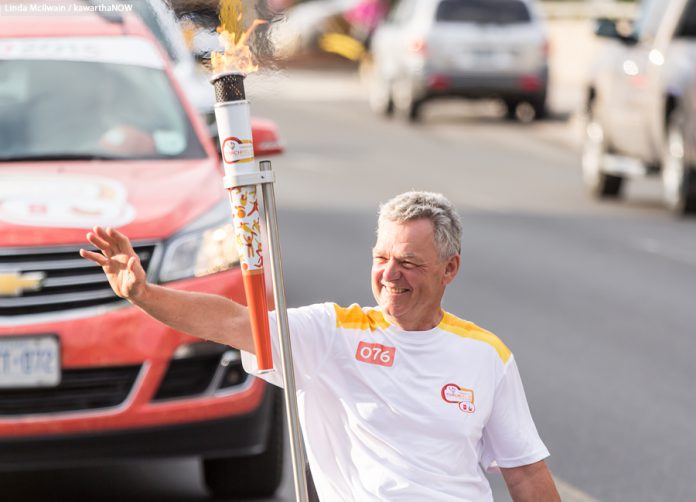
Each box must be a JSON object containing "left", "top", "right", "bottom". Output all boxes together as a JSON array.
[
  {"left": 259, "top": 160, "right": 310, "bottom": 502},
  {"left": 241, "top": 270, "right": 273, "bottom": 371}
]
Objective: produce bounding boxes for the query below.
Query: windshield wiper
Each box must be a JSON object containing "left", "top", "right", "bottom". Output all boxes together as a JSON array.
[{"left": 0, "top": 153, "right": 126, "bottom": 162}]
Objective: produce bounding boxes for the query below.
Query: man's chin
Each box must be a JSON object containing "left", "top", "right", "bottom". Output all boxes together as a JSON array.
[{"left": 379, "top": 302, "right": 410, "bottom": 321}]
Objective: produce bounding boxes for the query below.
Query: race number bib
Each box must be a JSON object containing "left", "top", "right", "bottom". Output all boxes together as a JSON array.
[{"left": 355, "top": 341, "right": 395, "bottom": 367}]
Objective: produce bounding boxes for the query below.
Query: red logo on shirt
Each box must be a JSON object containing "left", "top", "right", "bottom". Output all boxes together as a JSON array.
[
  {"left": 355, "top": 341, "right": 395, "bottom": 367},
  {"left": 441, "top": 383, "right": 476, "bottom": 413}
]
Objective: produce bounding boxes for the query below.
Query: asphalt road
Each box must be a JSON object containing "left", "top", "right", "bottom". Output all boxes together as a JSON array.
[{"left": 4, "top": 67, "right": 695, "bottom": 502}]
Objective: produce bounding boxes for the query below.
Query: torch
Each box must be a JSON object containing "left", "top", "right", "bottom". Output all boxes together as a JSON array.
[
  {"left": 210, "top": 72, "right": 310, "bottom": 501},
  {"left": 211, "top": 72, "right": 272, "bottom": 371}
]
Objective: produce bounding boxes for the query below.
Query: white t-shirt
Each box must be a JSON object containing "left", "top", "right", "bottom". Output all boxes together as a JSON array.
[{"left": 242, "top": 303, "right": 549, "bottom": 501}]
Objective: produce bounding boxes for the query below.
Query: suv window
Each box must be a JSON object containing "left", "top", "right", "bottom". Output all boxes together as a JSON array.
[
  {"left": 435, "top": 0, "right": 531, "bottom": 24},
  {"left": 676, "top": 0, "right": 696, "bottom": 38}
]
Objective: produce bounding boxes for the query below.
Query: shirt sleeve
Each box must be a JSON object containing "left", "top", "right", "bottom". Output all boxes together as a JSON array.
[
  {"left": 241, "top": 302, "right": 336, "bottom": 389},
  {"left": 480, "top": 355, "right": 550, "bottom": 472}
]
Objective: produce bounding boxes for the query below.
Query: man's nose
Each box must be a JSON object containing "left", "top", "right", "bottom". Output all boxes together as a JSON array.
[{"left": 382, "top": 259, "right": 401, "bottom": 281}]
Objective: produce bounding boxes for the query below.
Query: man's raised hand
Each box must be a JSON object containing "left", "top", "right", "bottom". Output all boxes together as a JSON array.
[{"left": 79, "top": 226, "right": 146, "bottom": 301}]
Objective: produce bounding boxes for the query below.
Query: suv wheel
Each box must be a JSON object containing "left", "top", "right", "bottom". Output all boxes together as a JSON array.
[
  {"left": 504, "top": 100, "right": 519, "bottom": 120},
  {"left": 662, "top": 109, "right": 696, "bottom": 215},
  {"left": 202, "top": 388, "right": 284, "bottom": 498},
  {"left": 582, "top": 103, "right": 624, "bottom": 198},
  {"left": 504, "top": 100, "right": 544, "bottom": 122},
  {"left": 395, "top": 96, "right": 422, "bottom": 123},
  {"left": 393, "top": 79, "right": 423, "bottom": 123},
  {"left": 531, "top": 95, "right": 547, "bottom": 120},
  {"left": 406, "top": 99, "right": 423, "bottom": 123},
  {"left": 369, "top": 72, "right": 394, "bottom": 117}
]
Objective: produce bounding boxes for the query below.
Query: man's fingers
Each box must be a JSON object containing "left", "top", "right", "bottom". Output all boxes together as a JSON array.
[
  {"left": 127, "top": 255, "right": 138, "bottom": 274},
  {"left": 93, "top": 225, "right": 114, "bottom": 244},
  {"left": 106, "top": 227, "right": 134, "bottom": 255},
  {"left": 92, "top": 226, "right": 133, "bottom": 257},
  {"left": 79, "top": 248, "right": 109, "bottom": 266},
  {"left": 86, "top": 231, "right": 111, "bottom": 253}
]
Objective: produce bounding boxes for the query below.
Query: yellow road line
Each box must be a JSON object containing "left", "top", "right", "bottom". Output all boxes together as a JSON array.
[{"left": 555, "top": 476, "right": 603, "bottom": 502}]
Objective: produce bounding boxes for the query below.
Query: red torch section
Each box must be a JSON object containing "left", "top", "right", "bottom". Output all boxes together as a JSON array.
[{"left": 242, "top": 269, "right": 273, "bottom": 370}]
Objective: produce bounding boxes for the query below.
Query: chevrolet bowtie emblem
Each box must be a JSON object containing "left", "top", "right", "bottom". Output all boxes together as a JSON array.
[{"left": 0, "top": 271, "right": 46, "bottom": 297}]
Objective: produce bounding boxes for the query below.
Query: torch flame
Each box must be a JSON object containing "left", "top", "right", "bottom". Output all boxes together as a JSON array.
[{"left": 212, "top": 0, "right": 267, "bottom": 75}]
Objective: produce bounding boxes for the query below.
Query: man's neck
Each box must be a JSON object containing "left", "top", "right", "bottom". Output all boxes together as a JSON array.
[{"left": 385, "top": 309, "right": 444, "bottom": 332}]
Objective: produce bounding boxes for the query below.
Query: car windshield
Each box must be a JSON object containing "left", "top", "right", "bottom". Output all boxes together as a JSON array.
[
  {"left": 0, "top": 60, "right": 206, "bottom": 161},
  {"left": 435, "top": 0, "right": 531, "bottom": 24},
  {"left": 126, "top": 0, "right": 179, "bottom": 62}
]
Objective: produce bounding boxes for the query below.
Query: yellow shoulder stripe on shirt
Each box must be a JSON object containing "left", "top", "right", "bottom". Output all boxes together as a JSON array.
[
  {"left": 439, "top": 312, "right": 512, "bottom": 363},
  {"left": 334, "top": 303, "right": 390, "bottom": 331}
]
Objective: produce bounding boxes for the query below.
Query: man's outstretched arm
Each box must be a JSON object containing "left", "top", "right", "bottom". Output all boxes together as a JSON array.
[
  {"left": 501, "top": 460, "right": 561, "bottom": 502},
  {"left": 80, "top": 226, "right": 255, "bottom": 353}
]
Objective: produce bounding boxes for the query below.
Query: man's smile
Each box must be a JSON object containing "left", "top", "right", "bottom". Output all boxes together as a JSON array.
[{"left": 382, "top": 284, "right": 410, "bottom": 294}]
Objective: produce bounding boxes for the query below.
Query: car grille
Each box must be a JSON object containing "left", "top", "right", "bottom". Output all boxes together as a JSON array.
[
  {"left": 0, "top": 243, "right": 158, "bottom": 316},
  {"left": 0, "top": 364, "right": 142, "bottom": 416}
]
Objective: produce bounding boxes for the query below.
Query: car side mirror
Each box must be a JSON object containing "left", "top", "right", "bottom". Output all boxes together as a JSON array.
[
  {"left": 209, "top": 121, "right": 284, "bottom": 158},
  {"left": 250, "top": 119, "right": 285, "bottom": 157}
]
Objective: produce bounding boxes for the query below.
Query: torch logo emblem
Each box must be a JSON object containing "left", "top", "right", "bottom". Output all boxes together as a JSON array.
[
  {"left": 222, "top": 136, "right": 254, "bottom": 165},
  {"left": 441, "top": 383, "right": 476, "bottom": 414}
]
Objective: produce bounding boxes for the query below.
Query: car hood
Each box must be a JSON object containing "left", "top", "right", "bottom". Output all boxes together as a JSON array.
[{"left": 0, "top": 158, "right": 224, "bottom": 247}]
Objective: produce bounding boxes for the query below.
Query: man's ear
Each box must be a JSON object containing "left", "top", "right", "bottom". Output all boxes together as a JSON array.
[{"left": 443, "top": 254, "right": 460, "bottom": 285}]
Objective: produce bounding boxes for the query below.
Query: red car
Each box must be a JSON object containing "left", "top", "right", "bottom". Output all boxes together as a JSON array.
[{"left": 0, "top": 9, "right": 283, "bottom": 499}]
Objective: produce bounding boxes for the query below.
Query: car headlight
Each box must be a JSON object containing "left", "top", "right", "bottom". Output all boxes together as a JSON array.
[{"left": 157, "top": 199, "right": 240, "bottom": 283}]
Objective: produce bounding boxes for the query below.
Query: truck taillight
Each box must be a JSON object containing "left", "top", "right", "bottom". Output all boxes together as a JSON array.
[
  {"left": 428, "top": 74, "right": 451, "bottom": 91},
  {"left": 519, "top": 75, "right": 542, "bottom": 91}
]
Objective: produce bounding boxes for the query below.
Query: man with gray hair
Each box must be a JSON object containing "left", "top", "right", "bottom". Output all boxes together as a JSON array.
[{"left": 81, "top": 191, "right": 559, "bottom": 501}]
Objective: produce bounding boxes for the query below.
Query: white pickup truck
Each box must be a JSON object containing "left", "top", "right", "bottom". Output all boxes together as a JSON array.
[{"left": 582, "top": 0, "right": 696, "bottom": 215}]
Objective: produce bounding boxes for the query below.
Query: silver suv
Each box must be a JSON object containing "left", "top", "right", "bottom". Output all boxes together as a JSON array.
[
  {"left": 582, "top": 0, "right": 696, "bottom": 214},
  {"left": 369, "top": 0, "right": 548, "bottom": 122}
]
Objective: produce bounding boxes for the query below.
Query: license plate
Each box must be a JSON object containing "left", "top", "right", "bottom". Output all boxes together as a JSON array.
[
  {"left": 457, "top": 50, "right": 512, "bottom": 70},
  {"left": 0, "top": 335, "right": 61, "bottom": 388}
]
